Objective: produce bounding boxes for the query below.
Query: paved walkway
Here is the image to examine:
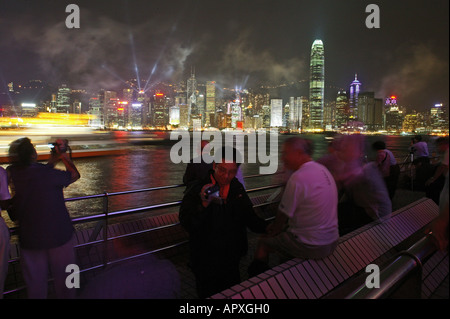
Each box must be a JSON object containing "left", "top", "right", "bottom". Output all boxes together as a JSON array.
[{"left": 3, "top": 188, "right": 448, "bottom": 299}]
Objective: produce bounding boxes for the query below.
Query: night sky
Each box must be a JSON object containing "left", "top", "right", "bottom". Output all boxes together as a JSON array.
[{"left": 0, "top": 0, "right": 448, "bottom": 112}]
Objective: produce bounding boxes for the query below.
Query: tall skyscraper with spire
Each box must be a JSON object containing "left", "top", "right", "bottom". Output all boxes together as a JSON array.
[
  {"left": 309, "top": 39, "right": 325, "bottom": 129},
  {"left": 349, "top": 74, "right": 361, "bottom": 120},
  {"left": 186, "top": 67, "right": 197, "bottom": 125}
]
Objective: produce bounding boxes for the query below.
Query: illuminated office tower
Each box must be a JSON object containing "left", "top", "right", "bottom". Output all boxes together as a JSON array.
[
  {"left": 283, "top": 102, "right": 290, "bottom": 127},
  {"left": 153, "top": 92, "right": 167, "bottom": 128},
  {"left": 384, "top": 96, "right": 404, "bottom": 132},
  {"left": 179, "top": 103, "right": 189, "bottom": 128},
  {"left": 309, "top": 39, "right": 325, "bottom": 129},
  {"left": 430, "top": 103, "right": 447, "bottom": 131},
  {"left": 51, "top": 94, "right": 57, "bottom": 113},
  {"left": 300, "top": 96, "right": 309, "bottom": 131},
  {"left": 205, "top": 81, "right": 216, "bottom": 127},
  {"left": 270, "top": 99, "right": 283, "bottom": 127},
  {"left": 88, "top": 95, "right": 103, "bottom": 127},
  {"left": 289, "top": 97, "right": 299, "bottom": 131},
  {"left": 261, "top": 105, "right": 271, "bottom": 128},
  {"left": 335, "top": 90, "right": 349, "bottom": 129},
  {"left": 295, "top": 97, "right": 303, "bottom": 131},
  {"left": 323, "top": 100, "right": 335, "bottom": 129},
  {"left": 230, "top": 101, "right": 242, "bottom": 128},
  {"left": 197, "top": 93, "right": 205, "bottom": 126},
  {"left": 349, "top": 74, "right": 361, "bottom": 120},
  {"left": 358, "top": 92, "right": 383, "bottom": 131},
  {"left": 169, "top": 106, "right": 180, "bottom": 126},
  {"left": 56, "top": 84, "right": 71, "bottom": 113},
  {"left": 122, "top": 88, "right": 133, "bottom": 126},
  {"left": 103, "top": 90, "right": 117, "bottom": 127},
  {"left": 186, "top": 68, "right": 197, "bottom": 124}
]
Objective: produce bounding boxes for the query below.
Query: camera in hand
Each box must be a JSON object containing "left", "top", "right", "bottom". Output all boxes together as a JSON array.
[
  {"left": 49, "top": 139, "right": 69, "bottom": 154},
  {"left": 204, "top": 184, "right": 220, "bottom": 199}
]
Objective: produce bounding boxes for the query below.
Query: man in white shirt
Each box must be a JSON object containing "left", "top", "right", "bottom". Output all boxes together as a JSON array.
[{"left": 249, "top": 137, "right": 339, "bottom": 276}]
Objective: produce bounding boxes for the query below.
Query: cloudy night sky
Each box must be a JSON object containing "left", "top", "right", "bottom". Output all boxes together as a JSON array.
[{"left": 0, "top": 0, "right": 448, "bottom": 112}]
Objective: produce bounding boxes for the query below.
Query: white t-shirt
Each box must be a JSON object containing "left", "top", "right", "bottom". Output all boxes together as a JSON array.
[{"left": 279, "top": 161, "right": 339, "bottom": 246}]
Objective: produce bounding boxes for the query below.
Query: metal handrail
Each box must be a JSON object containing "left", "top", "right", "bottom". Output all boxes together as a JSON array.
[
  {"left": 4, "top": 172, "right": 283, "bottom": 297},
  {"left": 346, "top": 233, "right": 439, "bottom": 299}
]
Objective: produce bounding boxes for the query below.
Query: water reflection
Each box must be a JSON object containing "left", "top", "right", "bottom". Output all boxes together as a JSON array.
[{"left": 3, "top": 133, "right": 440, "bottom": 225}]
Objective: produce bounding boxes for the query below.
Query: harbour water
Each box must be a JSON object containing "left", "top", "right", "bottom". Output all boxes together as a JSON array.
[{"left": 1, "top": 132, "right": 443, "bottom": 228}]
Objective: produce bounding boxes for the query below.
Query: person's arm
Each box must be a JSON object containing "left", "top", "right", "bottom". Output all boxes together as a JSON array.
[
  {"left": 179, "top": 182, "right": 212, "bottom": 233},
  {"left": 47, "top": 140, "right": 80, "bottom": 184},
  {"left": 431, "top": 199, "right": 449, "bottom": 251},
  {"left": 60, "top": 152, "right": 80, "bottom": 184},
  {"left": 240, "top": 190, "right": 268, "bottom": 234},
  {"left": 426, "top": 163, "right": 448, "bottom": 186},
  {"left": 266, "top": 210, "right": 288, "bottom": 236}
]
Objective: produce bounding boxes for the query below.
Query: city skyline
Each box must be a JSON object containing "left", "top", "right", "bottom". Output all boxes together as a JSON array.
[{"left": 0, "top": 0, "right": 448, "bottom": 113}]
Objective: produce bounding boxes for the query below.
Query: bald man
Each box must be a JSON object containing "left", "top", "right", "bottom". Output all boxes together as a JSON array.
[{"left": 249, "top": 137, "right": 339, "bottom": 276}]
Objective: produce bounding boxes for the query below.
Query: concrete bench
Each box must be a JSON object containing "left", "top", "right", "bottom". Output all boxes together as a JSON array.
[{"left": 210, "top": 198, "right": 444, "bottom": 299}]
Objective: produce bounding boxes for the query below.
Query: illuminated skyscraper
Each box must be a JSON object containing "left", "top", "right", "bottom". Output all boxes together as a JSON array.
[
  {"left": 349, "top": 74, "right": 361, "bottom": 120},
  {"left": 270, "top": 98, "right": 283, "bottom": 127},
  {"left": 186, "top": 68, "right": 197, "bottom": 124},
  {"left": 358, "top": 91, "right": 383, "bottom": 131},
  {"left": 205, "top": 81, "right": 216, "bottom": 127},
  {"left": 335, "top": 91, "right": 349, "bottom": 129},
  {"left": 309, "top": 39, "right": 325, "bottom": 129},
  {"left": 384, "top": 96, "right": 404, "bottom": 132},
  {"left": 289, "top": 97, "right": 302, "bottom": 131},
  {"left": 56, "top": 84, "right": 71, "bottom": 113}
]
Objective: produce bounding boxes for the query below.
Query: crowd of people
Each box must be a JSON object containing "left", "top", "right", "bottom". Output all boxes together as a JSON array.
[
  {"left": 179, "top": 134, "right": 449, "bottom": 298},
  {"left": 0, "top": 134, "right": 448, "bottom": 299}
]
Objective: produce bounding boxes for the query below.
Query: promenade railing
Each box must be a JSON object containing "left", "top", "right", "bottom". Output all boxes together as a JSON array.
[
  {"left": 4, "top": 154, "right": 441, "bottom": 297},
  {"left": 4, "top": 172, "right": 284, "bottom": 296}
]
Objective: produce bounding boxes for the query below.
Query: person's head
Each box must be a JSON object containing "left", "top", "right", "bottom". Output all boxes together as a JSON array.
[
  {"left": 281, "top": 137, "right": 313, "bottom": 171},
  {"left": 435, "top": 137, "right": 449, "bottom": 154},
  {"left": 8, "top": 137, "right": 37, "bottom": 166},
  {"left": 213, "top": 146, "right": 241, "bottom": 187},
  {"left": 372, "top": 140, "right": 386, "bottom": 151},
  {"left": 335, "top": 134, "right": 365, "bottom": 163},
  {"left": 414, "top": 135, "right": 422, "bottom": 143}
]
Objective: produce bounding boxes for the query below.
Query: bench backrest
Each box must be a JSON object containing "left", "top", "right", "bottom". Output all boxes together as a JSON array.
[{"left": 211, "top": 198, "right": 440, "bottom": 299}]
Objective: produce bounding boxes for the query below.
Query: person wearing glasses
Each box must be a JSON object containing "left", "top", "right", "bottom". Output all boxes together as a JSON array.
[{"left": 179, "top": 146, "right": 268, "bottom": 298}]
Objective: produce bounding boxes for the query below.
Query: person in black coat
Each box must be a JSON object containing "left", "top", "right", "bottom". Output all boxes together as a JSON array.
[{"left": 179, "top": 146, "right": 268, "bottom": 298}]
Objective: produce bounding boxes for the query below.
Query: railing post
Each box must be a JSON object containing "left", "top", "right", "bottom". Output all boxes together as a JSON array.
[{"left": 102, "top": 192, "right": 109, "bottom": 268}]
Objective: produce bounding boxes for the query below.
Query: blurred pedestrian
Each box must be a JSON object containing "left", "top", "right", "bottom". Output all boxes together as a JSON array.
[
  {"left": 249, "top": 137, "right": 339, "bottom": 276},
  {"left": 425, "top": 137, "right": 449, "bottom": 205},
  {"left": 372, "top": 140, "right": 400, "bottom": 199},
  {"left": 333, "top": 135, "right": 391, "bottom": 235},
  {"left": 431, "top": 148, "right": 449, "bottom": 251},
  {"left": 7, "top": 138, "right": 80, "bottom": 298}
]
